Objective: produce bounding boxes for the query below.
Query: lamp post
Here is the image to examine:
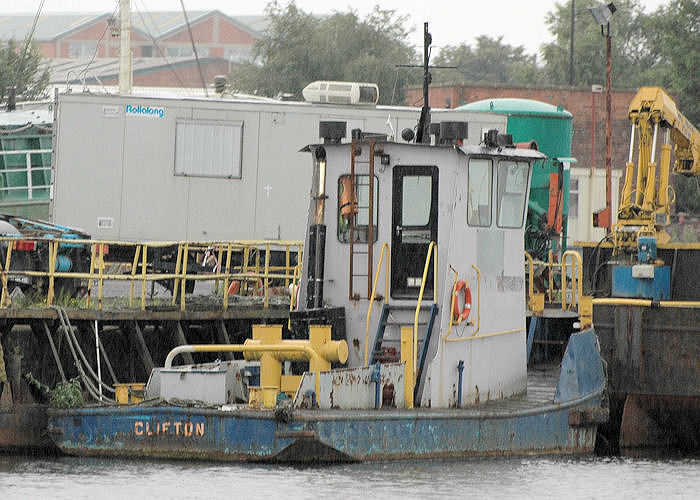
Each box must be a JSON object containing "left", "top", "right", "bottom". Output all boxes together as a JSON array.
[{"left": 589, "top": 2, "right": 616, "bottom": 234}]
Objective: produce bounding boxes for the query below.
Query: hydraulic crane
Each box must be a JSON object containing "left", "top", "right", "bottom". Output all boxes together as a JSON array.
[
  {"left": 614, "top": 86, "right": 700, "bottom": 254},
  {"left": 610, "top": 87, "right": 700, "bottom": 300}
]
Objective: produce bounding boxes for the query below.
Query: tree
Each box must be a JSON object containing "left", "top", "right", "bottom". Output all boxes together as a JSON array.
[
  {"left": 432, "top": 36, "right": 543, "bottom": 85},
  {"left": 0, "top": 39, "right": 50, "bottom": 105},
  {"left": 229, "top": 2, "right": 418, "bottom": 105},
  {"left": 646, "top": 0, "right": 699, "bottom": 124},
  {"left": 541, "top": 0, "right": 665, "bottom": 88}
]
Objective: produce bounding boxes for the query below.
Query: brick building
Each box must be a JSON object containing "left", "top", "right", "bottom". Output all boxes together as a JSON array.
[
  {"left": 0, "top": 11, "right": 262, "bottom": 62},
  {"left": 0, "top": 11, "right": 264, "bottom": 89},
  {"left": 405, "top": 83, "right": 641, "bottom": 172}
]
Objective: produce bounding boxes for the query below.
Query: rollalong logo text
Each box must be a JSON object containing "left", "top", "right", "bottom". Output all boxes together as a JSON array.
[{"left": 125, "top": 104, "right": 165, "bottom": 118}]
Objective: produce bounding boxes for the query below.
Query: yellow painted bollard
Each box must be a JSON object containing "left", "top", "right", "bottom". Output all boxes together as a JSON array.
[{"left": 401, "top": 326, "right": 414, "bottom": 409}]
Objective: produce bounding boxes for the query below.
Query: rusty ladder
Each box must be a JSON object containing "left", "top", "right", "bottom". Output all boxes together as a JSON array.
[{"left": 349, "top": 138, "right": 376, "bottom": 300}]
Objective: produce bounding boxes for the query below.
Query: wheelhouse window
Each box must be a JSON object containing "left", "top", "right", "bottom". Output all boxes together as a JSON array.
[
  {"left": 338, "top": 175, "right": 378, "bottom": 243},
  {"left": 468, "top": 158, "right": 492, "bottom": 226},
  {"left": 569, "top": 178, "right": 579, "bottom": 219},
  {"left": 496, "top": 160, "right": 529, "bottom": 228}
]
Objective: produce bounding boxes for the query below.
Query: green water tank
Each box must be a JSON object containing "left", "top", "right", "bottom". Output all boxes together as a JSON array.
[{"left": 456, "top": 98, "right": 573, "bottom": 255}]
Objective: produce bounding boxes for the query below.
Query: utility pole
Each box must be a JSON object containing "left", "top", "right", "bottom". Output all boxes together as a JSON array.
[{"left": 119, "top": 0, "right": 132, "bottom": 95}]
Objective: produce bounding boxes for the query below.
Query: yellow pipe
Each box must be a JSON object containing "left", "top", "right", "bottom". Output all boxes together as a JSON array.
[
  {"left": 97, "top": 242, "right": 105, "bottom": 310},
  {"left": 593, "top": 298, "right": 700, "bottom": 308},
  {"left": 562, "top": 250, "right": 583, "bottom": 312},
  {"left": 164, "top": 343, "right": 346, "bottom": 403},
  {"left": 223, "top": 243, "right": 233, "bottom": 311},
  {"left": 447, "top": 328, "right": 523, "bottom": 342},
  {"left": 470, "top": 264, "right": 481, "bottom": 337},
  {"left": 364, "top": 242, "right": 389, "bottom": 366},
  {"left": 0, "top": 244, "right": 12, "bottom": 307},
  {"left": 86, "top": 243, "right": 96, "bottom": 309},
  {"left": 413, "top": 241, "right": 436, "bottom": 385},
  {"left": 141, "top": 245, "right": 148, "bottom": 311},
  {"left": 180, "top": 242, "right": 189, "bottom": 312},
  {"left": 264, "top": 243, "right": 271, "bottom": 308},
  {"left": 129, "top": 245, "right": 141, "bottom": 308},
  {"left": 171, "top": 244, "right": 183, "bottom": 306}
]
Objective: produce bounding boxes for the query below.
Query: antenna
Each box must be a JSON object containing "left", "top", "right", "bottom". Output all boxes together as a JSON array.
[
  {"left": 416, "top": 23, "right": 431, "bottom": 144},
  {"left": 396, "top": 23, "right": 456, "bottom": 144}
]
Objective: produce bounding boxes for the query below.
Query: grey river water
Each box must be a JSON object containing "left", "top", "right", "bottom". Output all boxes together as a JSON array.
[{"left": 1, "top": 454, "right": 698, "bottom": 499}]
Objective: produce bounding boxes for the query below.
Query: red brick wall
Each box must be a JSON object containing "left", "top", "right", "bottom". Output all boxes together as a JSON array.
[
  {"left": 46, "top": 14, "right": 256, "bottom": 60},
  {"left": 162, "top": 18, "right": 214, "bottom": 43},
  {"left": 217, "top": 19, "right": 257, "bottom": 44},
  {"left": 40, "top": 42, "right": 56, "bottom": 58},
  {"left": 98, "top": 59, "right": 230, "bottom": 88},
  {"left": 405, "top": 84, "right": 641, "bottom": 171}
]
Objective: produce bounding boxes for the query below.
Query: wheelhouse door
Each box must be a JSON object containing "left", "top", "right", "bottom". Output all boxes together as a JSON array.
[{"left": 391, "top": 166, "right": 438, "bottom": 299}]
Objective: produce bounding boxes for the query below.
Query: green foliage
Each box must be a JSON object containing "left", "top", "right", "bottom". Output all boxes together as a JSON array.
[
  {"left": 0, "top": 39, "right": 50, "bottom": 104},
  {"left": 25, "top": 373, "right": 85, "bottom": 408},
  {"left": 49, "top": 378, "right": 85, "bottom": 408},
  {"left": 229, "top": 1, "right": 418, "bottom": 104},
  {"left": 646, "top": 0, "right": 699, "bottom": 124},
  {"left": 541, "top": 0, "right": 666, "bottom": 88},
  {"left": 433, "top": 36, "right": 544, "bottom": 85}
]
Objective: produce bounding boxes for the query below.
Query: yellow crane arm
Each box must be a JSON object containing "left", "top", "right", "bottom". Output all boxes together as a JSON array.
[
  {"left": 615, "top": 87, "right": 700, "bottom": 253},
  {"left": 621, "top": 87, "right": 700, "bottom": 214}
]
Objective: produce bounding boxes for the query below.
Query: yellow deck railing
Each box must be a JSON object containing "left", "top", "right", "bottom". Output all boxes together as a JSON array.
[
  {"left": 364, "top": 242, "right": 390, "bottom": 366},
  {"left": 0, "top": 237, "right": 302, "bottom": 311},
  {"left": 524, "top": 250, "right": 589, "bottom": 318}
]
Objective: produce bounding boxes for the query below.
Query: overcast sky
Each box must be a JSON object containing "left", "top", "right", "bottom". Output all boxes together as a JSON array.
[{"left": 3, "top": 0, "right": 670, "bottom": 57}]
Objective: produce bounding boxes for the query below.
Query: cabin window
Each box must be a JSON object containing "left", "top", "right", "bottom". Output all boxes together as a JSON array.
[
  {"left": 496, "top": 160, "right": 529, "bottom": 228},
  {"left": 467, "top": 158, "right": 492, "bottom": 226},
  {"left": 174, "top": 120, "right": 243, "bottom": 178},
  {"left": 337, "top": 175, "right": 378, "bottom": 243},
  {"left": 569, "top": 178, "right": 579, "bottom": 219}
]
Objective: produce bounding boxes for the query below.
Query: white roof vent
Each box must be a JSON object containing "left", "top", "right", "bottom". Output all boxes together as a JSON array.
[{"left": 302, "top": 81, "right": 379, "bottom": 105}]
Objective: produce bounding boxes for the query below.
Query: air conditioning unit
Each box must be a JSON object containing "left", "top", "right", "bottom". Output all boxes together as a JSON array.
[{"left": 302, "top": 81, "right": 379, "bottom": 105}]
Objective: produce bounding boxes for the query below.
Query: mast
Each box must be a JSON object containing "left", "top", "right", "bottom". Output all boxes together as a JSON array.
[{"left": 415, "top": 23, "right": 432, "bottom": 144}]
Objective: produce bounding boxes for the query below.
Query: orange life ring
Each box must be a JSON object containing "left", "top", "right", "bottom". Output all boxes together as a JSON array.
[
  {"left": 452, "top": 280, "right": 472, "bottom": 323},
  {"left": 339, "top": 176, "right": 358, "bottom": 220}
]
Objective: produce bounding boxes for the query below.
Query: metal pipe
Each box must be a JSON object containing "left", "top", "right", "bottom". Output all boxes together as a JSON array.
[
  {"left": 470, "top": 264, "right": 481, "bottom": 337},
  {"left": 164, "top": 343, "right": 348, "bottom": 400},
  {"left": 604, "top": 31, "right": 612, "bottom": 233},
  {"left": 95, "top": 320, "right": 102, "bottom": 402},
  {"left": 593, "top": 298, "right": 700, "bottom": 308},
  {"left": 364, "top": 243, "right": 389, "bottom": 366},
  {"left": 371, "top": 363, "right": 381, "bottom": 409},
  {"left": 457, "top": 360, "right": 464, "bottom": 408}
]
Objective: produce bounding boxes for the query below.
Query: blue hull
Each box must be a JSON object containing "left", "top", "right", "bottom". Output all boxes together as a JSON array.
[
  {"left": 47, "top": 330, "right": 607, "bottom": 462},
  {"left": 48, "top": 395, "right": 604, "bottom": 462}
]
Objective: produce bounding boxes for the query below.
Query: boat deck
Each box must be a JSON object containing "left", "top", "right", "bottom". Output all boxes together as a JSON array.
[{"left": 287, "top": 364, "right": 564, "bottom": 420}]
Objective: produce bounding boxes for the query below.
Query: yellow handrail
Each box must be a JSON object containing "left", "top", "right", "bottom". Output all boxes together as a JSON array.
[
  {"left": 413, "top": 241, "right": 437, "bottom": 385},
  {"left": 0, "top": 237, "right": 302, "bottom": 312},
  {"left": 364, "top": 242, "right": 390, "bottom": 366},
  {"left": 562, "top": 250, "right": 583, "bottom": 312},
  {"left": 470, "top": 264, "right": 481, "bottom": 337}
]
